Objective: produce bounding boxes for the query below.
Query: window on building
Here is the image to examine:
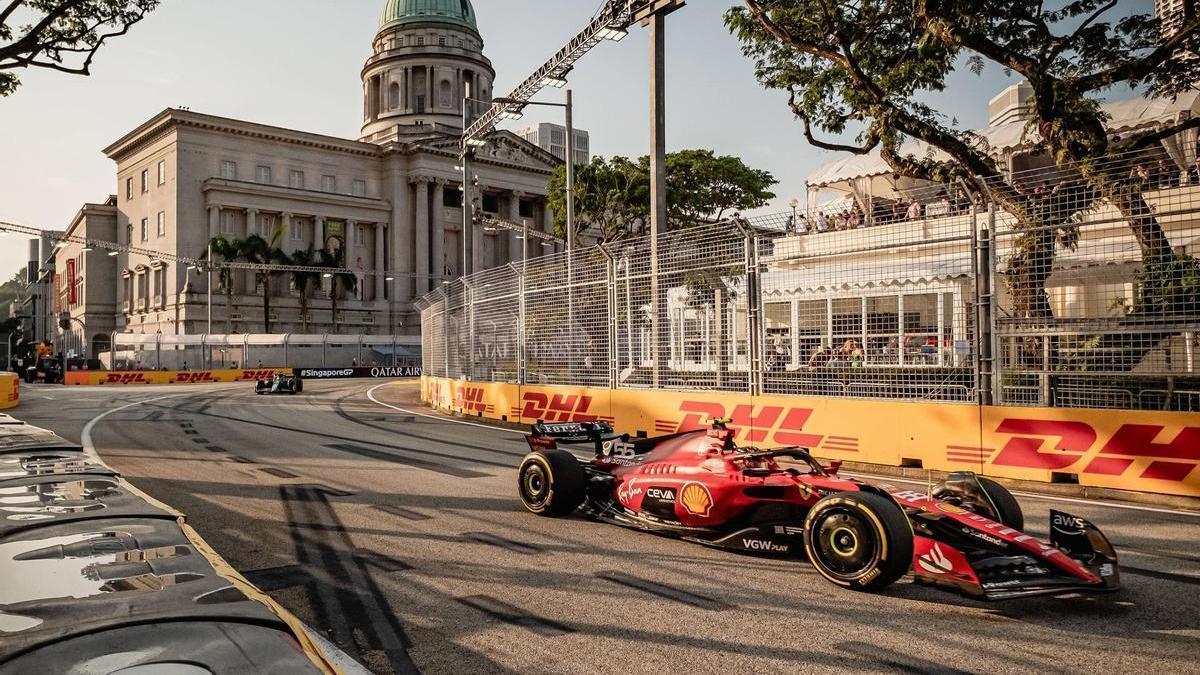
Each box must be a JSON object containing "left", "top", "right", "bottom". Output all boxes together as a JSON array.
[
  {"left": 289, "top": 219, "right": 303, "bottom": 240},
  {"left": 220, "top": 161, "right": 237, "bottom": 180},
  {"left": 220, "top": 211, "right": 235, "bottom": 234},
  {"left": 125, "top": 223, "right": 133, "bottom": 244},
  {"left": 256, "top": 165, "right": 272, "bottom": 184},
  {"left": 519, "top": 200, "right": 534, "bottom": 219},
  {"left": 141, "top": 169, "right": 149, "bottom": 193},
  {"left": 551, "top": 128, "right": 565, "bottom": 144},
  {"left": 417, "top": 36, "right": 425, "bottom": 46},
  {"left": 289, "top": 170, "right": 305, "bottom": 188},
  {"left": 156, "top": 211, "right": 166, "bottom": 237},
  {"left": 482, "top": 193, "right": 499, "bottom": 213},
  {"left": 125, "top": 177, "right": 133, "bottom": 200},
  {"left": 260, "top": 214, "right": 276, "bottom": 239},
  {"left": 443, "top": 187, "right": 463, "bottom": 208},
  {"left": 456, "top": 38, "right": 464, "bottom": 47},
  {"left": 321, "top": 175, "right": 337, "bottom": 193},
  {"left": 157, "top": 160, "right": 167, "bottom": 185},
  {"left": 140, "top": 218, "right": 148, "bottom": 242},
  {"left": 439, "top": 36, "right": 447, "bottom": 46},
  {"left": 352, "top": 179, "right": 367, "bottom": 197}
]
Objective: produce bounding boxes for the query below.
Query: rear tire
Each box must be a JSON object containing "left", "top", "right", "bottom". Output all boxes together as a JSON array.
[
  {"left": 517, "top": 449, "right": 586, "bottom": 517},
  {"left": 978, "top": 476, "right": 1023, "bottom": 531},
  {"left": 803, "top": 492, "right": 913, "bottom": 592}
]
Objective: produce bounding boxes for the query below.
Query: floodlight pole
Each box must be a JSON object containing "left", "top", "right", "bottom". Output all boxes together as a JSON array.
[
  {"left": 462, "top": 87, "right": 475, "bottom": 278},
  {"left": 648, "top": 11, "right": 668, "bottom": 388}
]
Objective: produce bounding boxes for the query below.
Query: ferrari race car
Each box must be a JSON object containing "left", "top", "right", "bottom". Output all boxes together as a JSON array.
[
  {"left": 517, "top": 420, "right": 1120, "bottom": 601},
  {"left": 254, "top": 373, "right": 303, "bottom": 395}
]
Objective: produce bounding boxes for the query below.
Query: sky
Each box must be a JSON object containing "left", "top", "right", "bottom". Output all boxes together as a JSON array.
[{"left": 0, "top": 0, "right": 1034, "bottom": 281}]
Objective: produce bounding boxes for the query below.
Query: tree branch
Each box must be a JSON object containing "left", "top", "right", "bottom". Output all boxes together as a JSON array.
[
  {"left": 1074, "top": 12, "right": 1200, "bottom": 92},
  {"left": 788, "top": 89, "right": 879, "bottom": 154},
  {"left": 1050, "top": 0, "right": 1118, "bottom": 60}
]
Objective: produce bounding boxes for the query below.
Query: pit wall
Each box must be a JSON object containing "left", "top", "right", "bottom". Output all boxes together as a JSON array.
[
  {"left": 0, "top": 373, "right": 17, "bottom": 409},
  {"left": 65, "top": 368, "right": 291, "bottom": 386},
  {"left": 421, "top": 376, "right": 1200, "bottom": 499}
]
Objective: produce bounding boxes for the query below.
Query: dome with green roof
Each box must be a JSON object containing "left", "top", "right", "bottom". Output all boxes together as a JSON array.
[{"left": 379, "top": 0, "right": 478, "bottom": 33}]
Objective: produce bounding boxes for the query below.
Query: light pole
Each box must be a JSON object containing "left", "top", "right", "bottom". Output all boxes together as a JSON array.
[
  {"left": 789, "top": 198, "right": 799, "bottom": 234},
  {"left": 491, "top": 91, "right": 575, "bottom": 250}
]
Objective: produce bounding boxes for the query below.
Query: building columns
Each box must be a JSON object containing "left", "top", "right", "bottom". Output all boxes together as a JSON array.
[
  {"left": 413, "top": 176, "right": 430, "bottom": 297},
  {"left": 473, "top": 186, "right": 486, "bottom": 272},
  {"left": 508, "top": 191, "right": 524, "bottom": 263},
  {"left": 313, "top": 216, "right": 324, "bottom": 251},
  {"left": 245, "top": 208, "right": 259, "bottom": 294},
  {"left": 374, "top": 222, "right": 386, "bottom": 302},
  {"left": 393, "top": 168, "right": 413, "bottom": 304},
  {"left": 432, "top": 179, "right": 446, "bottom": 286},
  {"left": 207, "top": 205, "right": 220, "bottom": 239}
]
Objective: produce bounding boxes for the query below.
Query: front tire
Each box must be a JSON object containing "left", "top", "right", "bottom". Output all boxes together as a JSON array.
[
  {"left": 803, "top": 492, "right": 913, "bottom": 592},
  {"left": 977, "top": 476, "right": 1023, "bottom": 531},
  {"left": 518, "top": 449, "right": 585, "bottom": 517}
]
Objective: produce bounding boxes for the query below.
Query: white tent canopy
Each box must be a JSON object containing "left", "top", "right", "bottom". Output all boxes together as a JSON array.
[{"left": 806, "top": 92, "right": 1200, "bottom": 191}]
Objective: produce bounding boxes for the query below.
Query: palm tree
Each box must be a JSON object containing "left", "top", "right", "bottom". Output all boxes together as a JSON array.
[
  {"left": 319, "top": 247, "right": 357, "bottom": 334},
  {"left": 289, "top": 247, "right": 321, "bottom": 334},
  {"left": 202, "top": 236, "right": 240, "bottom": 334},
  {"left": 238, "top": 233, "right": 289, "bottom": 333}
]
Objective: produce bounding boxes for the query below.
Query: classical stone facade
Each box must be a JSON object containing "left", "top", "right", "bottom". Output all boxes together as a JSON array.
[{"left": 58, "top": 0, "right": 573, "bottom": 338}]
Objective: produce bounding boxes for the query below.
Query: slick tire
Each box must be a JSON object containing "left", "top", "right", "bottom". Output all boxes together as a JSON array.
[
  {"left": 978, "top": 476, "right": 1023, "bottom": 531},
  {"left": 803, "top": 492, "right": 913, "bottom": 592},
  {"left": 518, "top": 449, "right": 585, "bottom": 517}
]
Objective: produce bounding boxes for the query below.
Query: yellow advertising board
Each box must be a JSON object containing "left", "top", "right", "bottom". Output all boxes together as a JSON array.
[
  {"left": 421, "top": 376, "right": 1200, "bottom": 498},
  {"left": 0, "top": 373, "right": 18, "bottom": 410},
  {"left": 65, "top": 368, "right": 291, "bottom": 386}
]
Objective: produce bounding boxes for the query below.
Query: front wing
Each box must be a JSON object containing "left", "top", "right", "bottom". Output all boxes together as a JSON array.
[{"left": 911, "top": 509, "right": 1120, "bottom": 601}]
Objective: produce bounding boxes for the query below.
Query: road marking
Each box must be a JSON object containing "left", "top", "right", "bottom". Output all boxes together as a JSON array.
[
  {"left": 841, "top": 471, "right": 1200, "bottom": 519},
  {"left": 80, "top": 393, "right": 186, "bottom": 461},
  {"left": 366, "top": 383, "right": 525, "bottom": 435}
]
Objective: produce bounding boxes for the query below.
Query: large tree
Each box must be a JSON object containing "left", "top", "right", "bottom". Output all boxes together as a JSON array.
[
  {"left": 548, "top": 150, "right": 777, "bottom": 242},
  {"left": 288, "top": 247, "right": 321, "bottom": 334},
  {"left": 0, "top": 0, "right": 160, "bottom": 97},
  {"left": 237, "top": 233, "right": 288, "bottom": 333},
  {"left": 202, "top": 235, "right": 238, "bottom": 334},
  {"left": 727, "top": 0, "right": 1200, "bottom": 319}
]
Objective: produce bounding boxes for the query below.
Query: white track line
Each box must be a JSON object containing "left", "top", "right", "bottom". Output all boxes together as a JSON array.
[
  {"left": 80, "top": 394, "right": 187, "bottom": 461},
  {"left": 366, "top": 383, "right": 1200, "bottom": 519}
]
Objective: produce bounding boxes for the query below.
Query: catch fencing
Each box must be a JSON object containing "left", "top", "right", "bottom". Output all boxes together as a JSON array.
[
  {"left": 418, "top": 151, "right": 1200, "bottom": 412},
  {"left": 101, "top": 333, "right": 422, "bottom": 371}
]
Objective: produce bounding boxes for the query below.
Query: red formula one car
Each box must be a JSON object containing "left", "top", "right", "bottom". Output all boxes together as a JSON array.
[{"left": 517, "top": 420, "right": 1120, "bottom": 601}]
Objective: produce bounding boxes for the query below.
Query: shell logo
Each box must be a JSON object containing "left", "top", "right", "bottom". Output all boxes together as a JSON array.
[{"left": 679, "top": 482, "right": 713, "bottom": 517}]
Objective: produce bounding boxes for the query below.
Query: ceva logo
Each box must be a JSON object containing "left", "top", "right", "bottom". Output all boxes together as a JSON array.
[
  {"left": 991, "top": 418, "right": 1200, "bottom": 482},
  {"left": 673, "top": 401, "right": 824, "bottom": 448},
  {"left": 105, "top": 373, "right": 151, "bottom": 385},
  {"left": 520, "top": 393, "right": 596, "bottom": 422},
  {"left": 175, "top": 372, "right": 216, "bottom": 383}
]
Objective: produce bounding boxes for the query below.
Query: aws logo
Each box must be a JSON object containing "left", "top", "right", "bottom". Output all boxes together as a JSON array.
[
  {"left": 520, "top": 393, "right": 597, "bottom": 422},
  {"left": 991, "top": 418, "right": 1200, "bottom": 482},
  {"left": 673, "top": 401, "right": 824, "bottom": 447}
]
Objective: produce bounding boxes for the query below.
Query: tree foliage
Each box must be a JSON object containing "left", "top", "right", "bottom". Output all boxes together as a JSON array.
[
  {"left": 727, "top": 0, "right": 1200, "bottom": 318},
  {"left": 548, "top": 150, "right": 777, "bottom": 242},
  {"left": 0, "top": 0, "right": 160, "bottom": 96}
]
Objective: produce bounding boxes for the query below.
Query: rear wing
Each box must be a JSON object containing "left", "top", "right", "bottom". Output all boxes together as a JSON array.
[{"left": 526, "top": 420, "right": 622, "bottom": 455}]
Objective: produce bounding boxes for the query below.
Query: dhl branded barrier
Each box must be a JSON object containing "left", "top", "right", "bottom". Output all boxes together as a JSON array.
[
  {"left": 65, "top": 368, "right": 292, "bottom": 386},
  {"left": 0, "top": 373, "right": 17, "bottom": 410},
  {"left": 422, "top": 376, "right": 1200, "bottom": 499}
]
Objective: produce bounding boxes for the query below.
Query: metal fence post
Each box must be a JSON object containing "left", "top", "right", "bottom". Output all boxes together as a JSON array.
[
  {"left": 464, "top": 279, "right": 476, "bottom": 381},
  {"left": 975, "top": 204, "right": 995, "bottom": 405},
  {"left": 734, "top": 219, "right": 762, "bottom": 396},
  {"left": 599, "top": 245, "right": 618, "bottom": 390},
  {"left": 517, "top": 269, "right": 527, "bottom": 385}
]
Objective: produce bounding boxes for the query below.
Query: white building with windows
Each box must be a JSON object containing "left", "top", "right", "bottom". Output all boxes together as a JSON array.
[
  {"left": 516, "top": 123, "right": 591, "bottom": 166},
  {"left": 55, "top": 0, "right": 571, "bottom": 345}
]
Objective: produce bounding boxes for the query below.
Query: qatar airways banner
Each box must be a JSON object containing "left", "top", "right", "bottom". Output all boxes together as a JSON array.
[{"left": 293, "top": 366, "right": 422, "bottom": 380}]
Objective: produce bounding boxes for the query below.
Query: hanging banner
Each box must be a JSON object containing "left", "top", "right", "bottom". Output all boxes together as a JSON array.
[
  {"left": 322, "top": 220, "right": 345, "bottom": 256},
  {"left": 53, "top": 273, "right": 61, "bottom": 314},
  {"left": 66, "top": 258, "right": 77, "bottom": 305}
]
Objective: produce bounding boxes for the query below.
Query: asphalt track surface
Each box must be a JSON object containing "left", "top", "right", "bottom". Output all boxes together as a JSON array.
[{"left": 16, "top": 380, "right": 1200, "bottom": 674}]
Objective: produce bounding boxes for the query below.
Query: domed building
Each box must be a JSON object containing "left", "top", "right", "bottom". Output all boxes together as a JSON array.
[{"left": 61, "top": 0, "right": 586, "bottom": 343}]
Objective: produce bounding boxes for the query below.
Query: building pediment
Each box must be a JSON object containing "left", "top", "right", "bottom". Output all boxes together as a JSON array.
[{"left": 416, "top": 130, "right": 562, "bottom": 173}]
